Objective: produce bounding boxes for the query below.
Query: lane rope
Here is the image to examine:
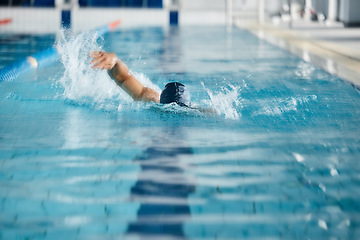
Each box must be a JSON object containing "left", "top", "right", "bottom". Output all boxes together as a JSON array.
[
  {"left": 0, "top": 20, "right": 121, "bottom": 82},
  {"left": 0, "top": 18, "right": 12, "bottom": 25}
]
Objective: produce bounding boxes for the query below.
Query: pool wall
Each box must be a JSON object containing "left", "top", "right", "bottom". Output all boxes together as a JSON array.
[
  {"left": 0, "top": 7, "right": 232, "bottom": 34},
  {"left": 0, "top": 8, "right": 60, "bottom": 34},
  {"left": 0, "top": 8, "right": 166, "bottom": 34}
]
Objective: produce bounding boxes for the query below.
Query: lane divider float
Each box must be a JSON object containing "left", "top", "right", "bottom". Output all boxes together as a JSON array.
[
  {"left": 0, "top": 18, "right": 12, "bottom": 25},
  {"left": 0, "top": 20, "right": 121, "bottom": 83}
]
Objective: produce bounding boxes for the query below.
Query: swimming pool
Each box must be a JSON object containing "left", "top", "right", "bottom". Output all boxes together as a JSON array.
[{"left": 1, "top": 26, "right": 360, "bottom": 239}]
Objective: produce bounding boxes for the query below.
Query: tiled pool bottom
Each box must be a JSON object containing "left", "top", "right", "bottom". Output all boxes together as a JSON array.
[
  {"left": 1, "top": 26, "right": 360, "bottom": 239},
  {"left": 1, "top": 124, "right": 359, "bottom": 239}
]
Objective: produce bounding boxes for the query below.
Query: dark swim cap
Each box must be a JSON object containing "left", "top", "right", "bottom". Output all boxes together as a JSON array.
[{"left": 160, "top": 82, "right": 191, "bottom": 107}]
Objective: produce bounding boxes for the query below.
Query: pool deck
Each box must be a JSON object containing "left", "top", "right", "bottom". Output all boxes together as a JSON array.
[{"left": 237, "top": 19, "right": 360, "bottom": 88}]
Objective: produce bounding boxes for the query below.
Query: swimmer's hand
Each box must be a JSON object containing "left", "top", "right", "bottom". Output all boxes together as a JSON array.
[
  {"left": 89, "top": 51, "right": 130, "bottom": 82},
  {"left": 90, "top": 51, "right": 118, "bottom": 70}
]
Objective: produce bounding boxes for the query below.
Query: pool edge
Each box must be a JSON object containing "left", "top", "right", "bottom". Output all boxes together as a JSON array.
[{"left": 237, "top": 22, "right": 360, "bottom": 89}]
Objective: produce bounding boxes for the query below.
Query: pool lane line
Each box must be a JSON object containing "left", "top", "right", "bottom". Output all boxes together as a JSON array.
[
  {"left": 0, "top": 20, "right": 121, "bottom": 83},
  {"left": 239, "top": 23, "right": 360, "bottom": 88}
]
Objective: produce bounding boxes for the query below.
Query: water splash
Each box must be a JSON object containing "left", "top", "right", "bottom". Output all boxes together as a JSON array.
[
  {"left": 57, "top": 29, "right": 160, "bottom": 112},
  {"left": 201, "top": 82, "right": 242, "bottom": 120},
  {"left": 57, "top": 29, "right": 128, "bottom": 110},
  {"left": 56, "top": 29, "right": 243, "bottom": 119}
]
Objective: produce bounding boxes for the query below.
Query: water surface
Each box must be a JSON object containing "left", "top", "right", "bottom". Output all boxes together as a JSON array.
[{"left": 0, "top": 26, "right": 360, "bottom": 239}]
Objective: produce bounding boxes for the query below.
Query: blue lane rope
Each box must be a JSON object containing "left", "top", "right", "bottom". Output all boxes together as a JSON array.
[
  {"left": 0, "top": 20, "right": 121, "bottom": 83},
  {"left": 0, "top": 58, "right": 33, "bottom": 82}
]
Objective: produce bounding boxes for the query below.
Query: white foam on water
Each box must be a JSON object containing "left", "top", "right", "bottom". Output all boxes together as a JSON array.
[
  {"left": 254, "top": 95, "right": 318, "bottom": 116},
  {"left": 293, "top": 152, "right": 305, "bottom": 163},
  {"left": 201, "top": 82, "right": 242, "bottom": 120}
]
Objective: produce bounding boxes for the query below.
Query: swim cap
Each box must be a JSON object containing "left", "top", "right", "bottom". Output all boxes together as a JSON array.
[{"left": 160, "top": 82, "right": 191, "bottom": 107}]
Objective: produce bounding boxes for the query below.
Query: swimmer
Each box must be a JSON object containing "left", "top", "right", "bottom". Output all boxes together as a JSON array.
[{"left": 90, "top": 51, "right": 191, "bottom": 107}]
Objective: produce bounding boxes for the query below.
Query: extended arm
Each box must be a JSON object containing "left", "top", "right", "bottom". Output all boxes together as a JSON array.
[{"left": 90, "top": 51, "right": 160, "bottom": 103}]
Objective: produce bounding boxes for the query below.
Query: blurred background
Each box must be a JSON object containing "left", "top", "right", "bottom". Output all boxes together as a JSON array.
[{"left": 0, "top": 0, "right": 360, "bottom": 33}]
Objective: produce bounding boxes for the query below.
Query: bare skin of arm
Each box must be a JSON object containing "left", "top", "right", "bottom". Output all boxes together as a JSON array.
[{"left": 90, "top": 51, "right": 160, "bottom": 103}]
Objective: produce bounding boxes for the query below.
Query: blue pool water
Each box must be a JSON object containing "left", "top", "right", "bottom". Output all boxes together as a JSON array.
[{"left": 1, "top": 26, "right": 360, "bottom": 239}]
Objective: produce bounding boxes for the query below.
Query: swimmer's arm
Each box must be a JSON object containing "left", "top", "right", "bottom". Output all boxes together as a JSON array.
[{"left": 90, "top": 51, "right": 159, "bottom": 103}]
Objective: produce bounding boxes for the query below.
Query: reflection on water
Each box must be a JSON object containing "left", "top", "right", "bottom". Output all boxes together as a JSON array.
[{"left": 159, "top": 27, "right": 185, "bottom": 74}]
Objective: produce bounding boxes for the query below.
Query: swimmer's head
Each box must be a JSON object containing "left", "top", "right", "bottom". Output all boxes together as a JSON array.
[{"left": 160, "top": 82, "right": 191, "bottom": 107}]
